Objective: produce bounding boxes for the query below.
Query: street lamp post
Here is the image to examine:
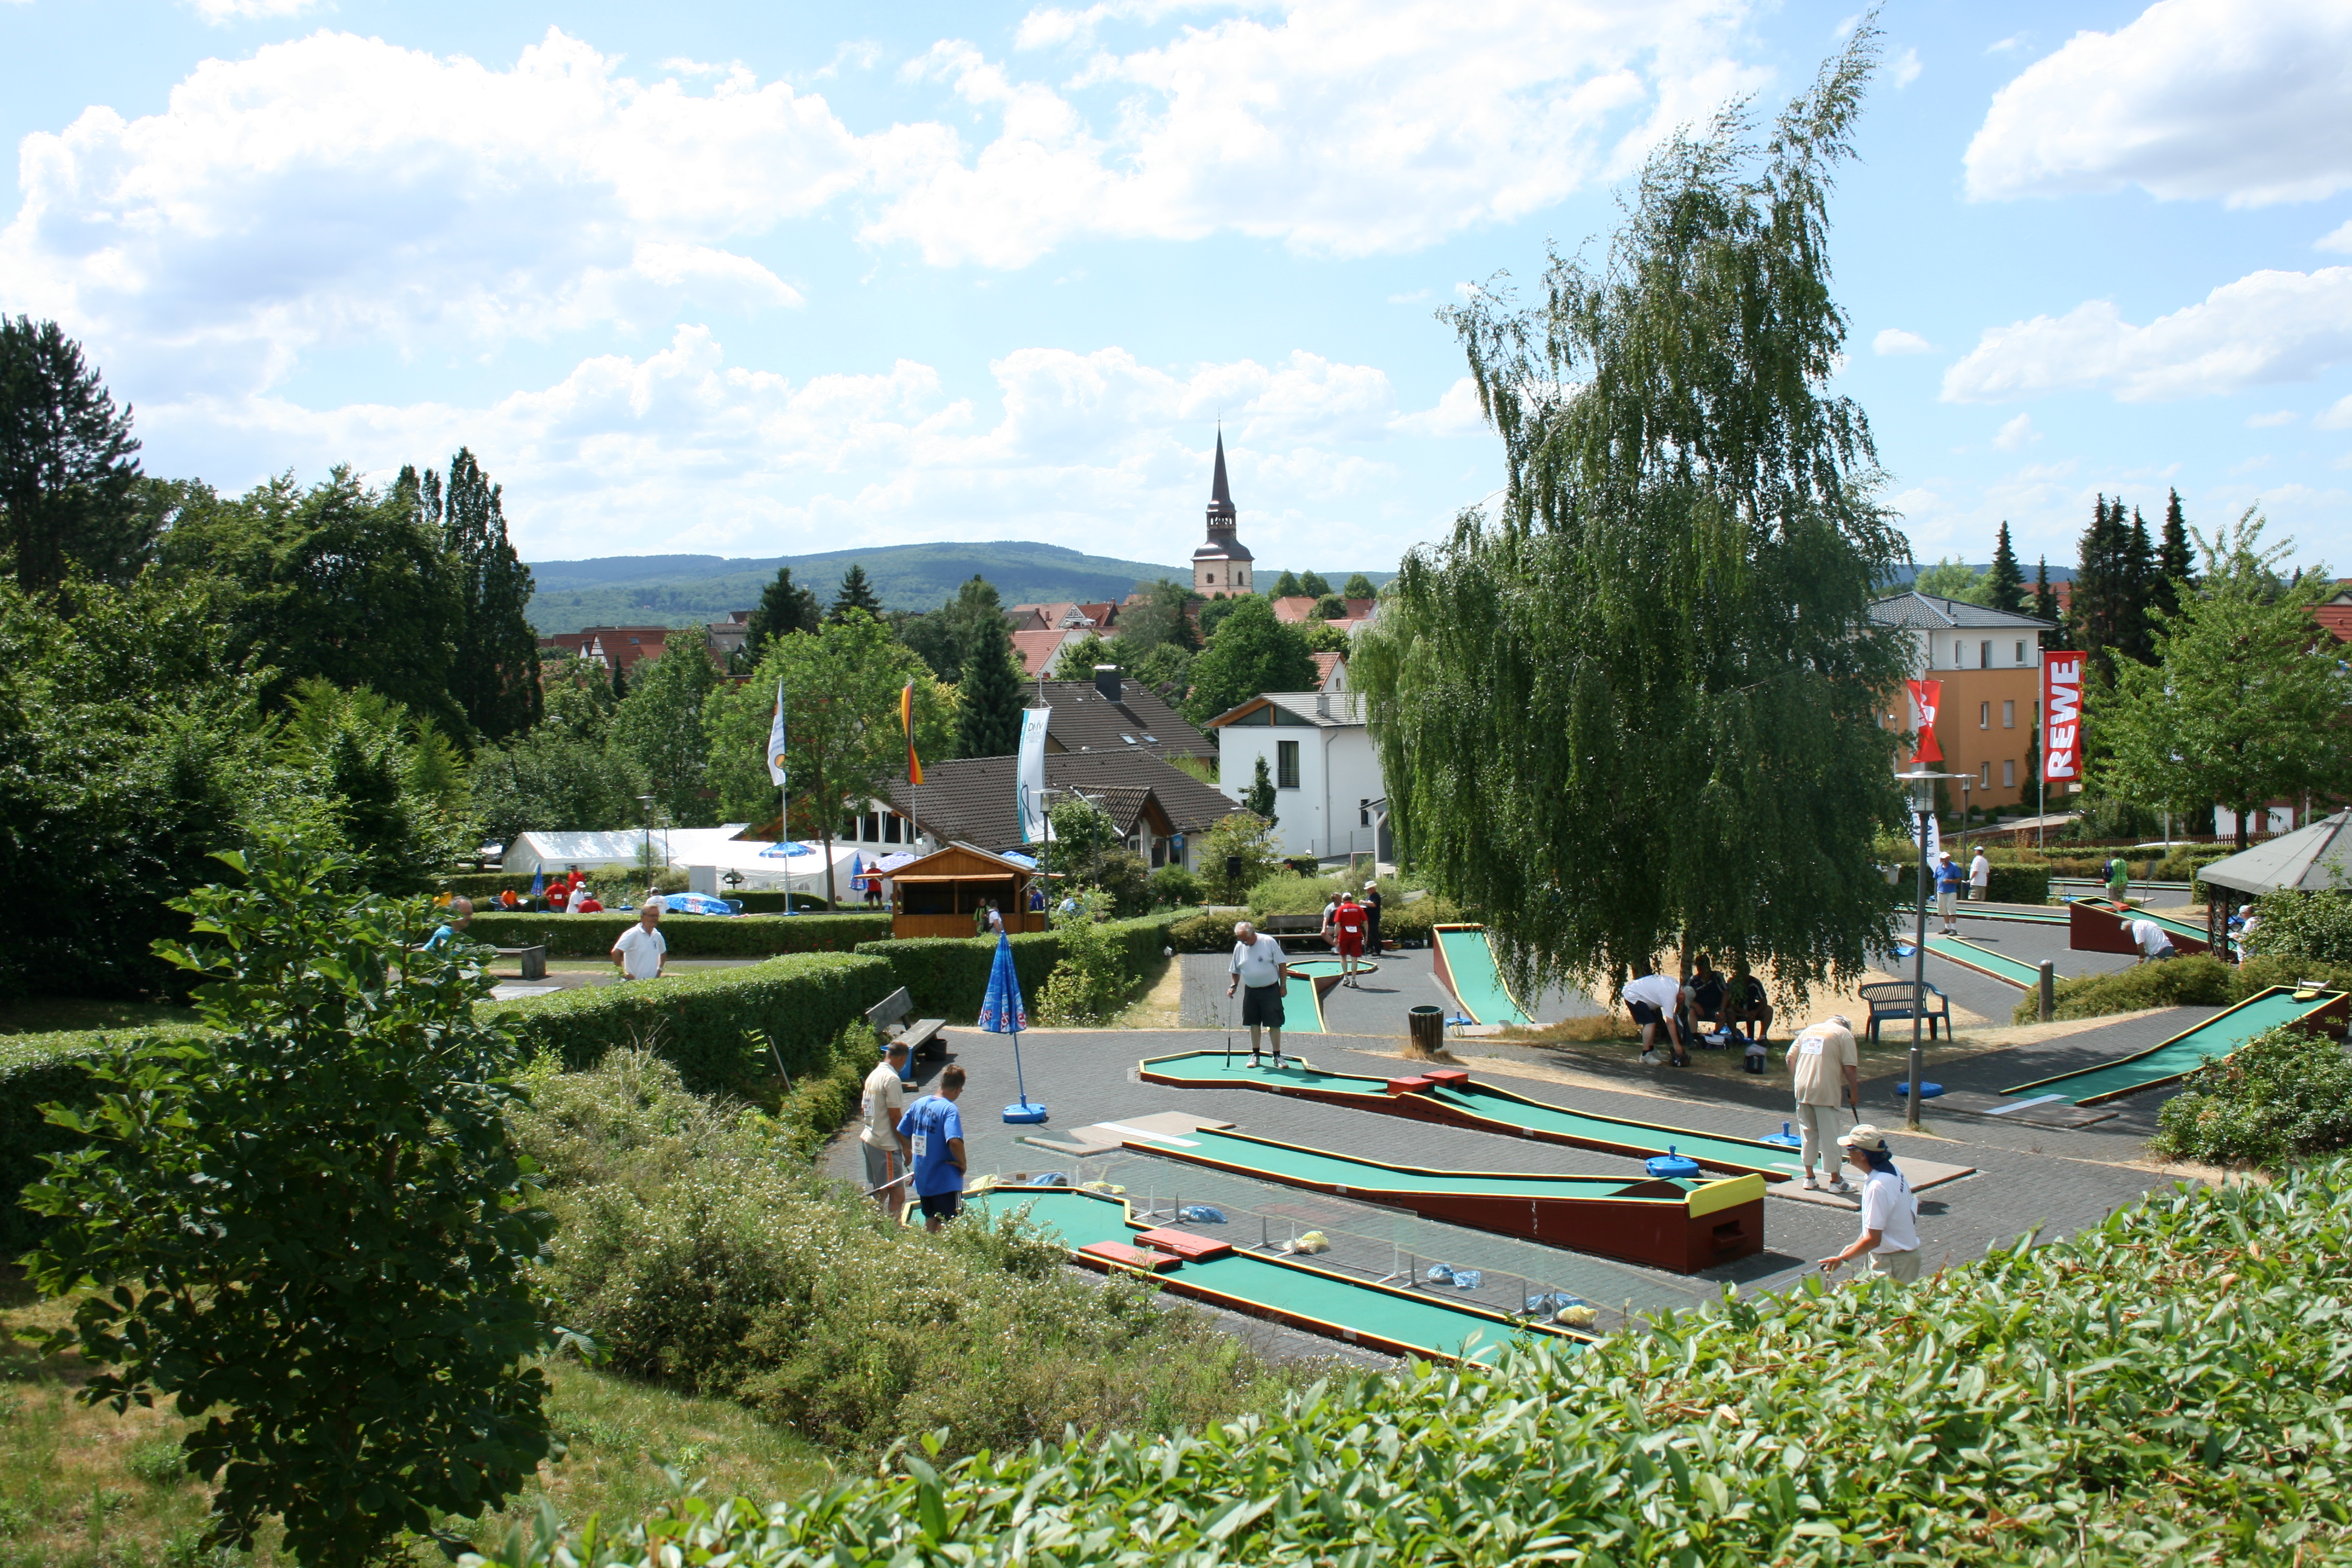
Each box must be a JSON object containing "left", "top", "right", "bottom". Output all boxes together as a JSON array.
[
  {"left": 1896, "top": 769, "right": 1956, "bottom": 1130},
  {"left": 636, "top": 794, "right": 656, "bottom": 903}
]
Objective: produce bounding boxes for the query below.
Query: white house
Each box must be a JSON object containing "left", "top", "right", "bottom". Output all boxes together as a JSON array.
[{"left": 1205, "top": 691, "right": 1388, "bottom": 862}]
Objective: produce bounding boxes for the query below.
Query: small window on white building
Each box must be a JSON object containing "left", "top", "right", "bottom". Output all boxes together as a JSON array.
[
  {"left": 1955, "top": 639, "right": 1967, "bottom": 667},
  {"left": 2014, "top": 640, "right": 2026, "bottom": 662},
  {"left": 1277, "top": 740, "right": 1300, "bottom": 789},
  {"left": 1980, "top": 639, "right": 1992, "bottom": 667}
]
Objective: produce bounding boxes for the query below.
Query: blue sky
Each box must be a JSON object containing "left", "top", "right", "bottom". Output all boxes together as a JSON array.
[{"left": 2, "top": 0, "right": 2347, "bottom": 580}]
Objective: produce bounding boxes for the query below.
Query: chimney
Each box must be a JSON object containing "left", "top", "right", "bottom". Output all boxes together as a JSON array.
[{"left": 1094, "top": 665, "right": 1122, "bottom": 704}]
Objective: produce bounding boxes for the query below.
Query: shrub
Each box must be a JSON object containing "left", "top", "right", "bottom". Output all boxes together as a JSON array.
[
  {"left": 1247, "top": 872, "right": 1344, "bottom": 918},
  {"left": 460, "top": 910, "right": 887, "bottom": 959},
  {"left": 2010, "top": 953, "right": 2236, "bottom": 1024},
  {"left": 1197, "top": 812, "right": 1279, "bottom": 902},
  {"left": 468, "top": 1163, "right": 2352, "bottom": 1567},
  {"left": 2234, "top": 955, "right": 2352, "bottom": 995},
  {"left": 1169, "top": 910, "right": 1235, "bottom": 953},
  {"left": 497, "top": 951, "right": 890, "bottom": 1095},
  {"left": 2239, "top": 889, "right": 2352, "bottom": 965},
  {"left": 854, "top": 913, "right": 1178, "bottom": 1022},
  {"left": 1149, "top": 863, "right": 1203, "bottom": 908},
  {"left": 2151, "top": 1022, "right": 2352, "bottom": 1171},
  {"left": 1379, "top": 890, "right": 1462, "bottom": 947},
  {"left": 1982, "top": 862, "right": 2049, "bottom": 904},
  {"left": 0, "top": 1025, "right": 208, "bottom": 1252},
  {"left": 1037, "top": 892, "right": 1131, "bottom": 1025}
]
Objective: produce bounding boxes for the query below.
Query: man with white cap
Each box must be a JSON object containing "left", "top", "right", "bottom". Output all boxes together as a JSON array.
[
  {"left": 1818, "top": 1124, "right": 1922, "bottom": 1282},
  {"left": 1786, "top": 1013, "right": 1860, "bottom": 1192},
  {"left": 1933, "top": 849, "right": 1965, "bottom": 936}
]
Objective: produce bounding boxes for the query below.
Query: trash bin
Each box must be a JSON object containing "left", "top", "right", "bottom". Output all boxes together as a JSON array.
[{"left": 1408, "top": 1004, "right": 1444, "bottom": 1057}]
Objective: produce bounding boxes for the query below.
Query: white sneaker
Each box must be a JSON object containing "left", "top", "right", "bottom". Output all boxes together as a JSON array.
[
  {"left": 1639, "top": 1050, "right": 1659, "bottom": 1064},
  {"left": 1828, "top": 1178, "right": 1856, "bottom": 1196},
  {"left": 1803, "top": 1174, "right": 1820, "bottom": 1190}
]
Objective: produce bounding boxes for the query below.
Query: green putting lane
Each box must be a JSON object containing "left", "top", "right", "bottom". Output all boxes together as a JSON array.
[
  {"left": 958, "top": 1187, "right": 1561, "bottom": 1364},
  {"left": 1140, "top": 1051, "right": 1803, "bottom": 1178},
  {"left": 1434, "top": 925, "right": 1534, "bottom": 1026},
  {"left": 1163, "top": 1126, "right": 1668, "bottom": 1200},
  {"left": 1999, "top": 985, "right": 2343, "bottom": 1105},
  {"left": 1923, "top": 936, "right": 2040, "bottom": 987}
]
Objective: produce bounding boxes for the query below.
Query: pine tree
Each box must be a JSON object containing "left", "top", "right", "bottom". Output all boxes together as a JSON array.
[
  {"left": 608, "top": 658, "right": 628, "bottom": 701},
  {"left": 2120, "top": 506, "right": 2158, "bottom": 665},
  {"left": 956, "top": 612, "right": 1025, "bottom": 757},
  {"left": 1244, "top": 754, "right": 1278, "bottom": 825},
  {"left": 1985, "top": 523, "right": 2025, "bottom": 615},
  {"left": 747, "top": 564, "right": 820, "bottom": 653},
  {"left": 2072, "top": 495, "right": 2131, "bottom": 677},
  {"left": 2033, "top": 557, "right": 2060, "bottom": 625},
  {"left": 433, "top": 448, "right": 541, "bottom": 743},
  {"left": 831, "top": 564, "right": 883, "bottom": 622},
  {"left": 2152, "top": 488, "right": 2195, "bottom": 619},
  {"left": 1, "top": 315, "right": 146, "bottom": 595},
  {"left": 1270, "top": 570, "right": 1303, "bottom": 598},
  {"left": 1298, "top": 570, "right": 1333, "bottom": 598}
]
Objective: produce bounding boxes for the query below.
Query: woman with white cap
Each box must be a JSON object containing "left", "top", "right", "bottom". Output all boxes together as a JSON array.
[{"left": 1817, "top": 1123, "right": 1922, "bottom": 1283}]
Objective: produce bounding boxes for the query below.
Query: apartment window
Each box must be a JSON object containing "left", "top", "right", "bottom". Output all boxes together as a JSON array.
[
  {"left": 1980, "top": 760, "right": 1992, "bottom": 788},
  {"left": 2003, "top": 760, "right": 2016, "bottom": 788},
  {"left": 1277, "top": 740, "right": 1300, "bottom": 789},
  {"left": 2002, "top": 700, "right": 2015, "bottom": 729},
  {"left": 1955, "top": 639, "right": 1968, "bottom": 667},
  {"left": 884, "top": 814, "right": 902, "bottom": 844},
  {"left": 1979, "top": 701, "right": 1990, "bottom": 729},
  {"left": 1980, "top": 639, "right": 1992, "bottom": 667},
  {"left": 2015, "top": 640, "right": 2027, "bottom": 662},
  {"left": 1360, "top": 799, "right": 1372, "bottom": 826}
]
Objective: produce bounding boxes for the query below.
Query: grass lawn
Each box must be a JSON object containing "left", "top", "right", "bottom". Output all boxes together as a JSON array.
[
  {"left": 0, "top": 998, "right": 199, "bottom": 1037},
  {"left": 0, "top": 1273, "right": 832, "bottom": 1565}
]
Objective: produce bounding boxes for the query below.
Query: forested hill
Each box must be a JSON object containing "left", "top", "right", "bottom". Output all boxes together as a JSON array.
[{"left": 524, "top": 541, "right": 1189, "bottom": 633}]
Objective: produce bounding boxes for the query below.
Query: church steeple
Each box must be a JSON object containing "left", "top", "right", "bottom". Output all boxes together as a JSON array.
[{"left": 1192, "top": 428, "right": 1251, "bottom": 595}]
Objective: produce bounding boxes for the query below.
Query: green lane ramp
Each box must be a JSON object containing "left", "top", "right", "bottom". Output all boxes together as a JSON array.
[
  {"left": 1139, "top": 1051, "right": 1802, "bottom": 1178},
  {"left": 1161, "top": 1127, "right": 1657, "bottom": 1201},
  {"left": 1924, "top": 936, "right": 2040, "bottom": 988},
  {"left": 958, "top": 1186, "right": 1572, "bottom": 1364},
  {"left": 1433, "top": 924, "right": 1534, "bottom": 1025},
  {"left": 1999, "top": 985, "right": 2344, "bottom": 1105}
]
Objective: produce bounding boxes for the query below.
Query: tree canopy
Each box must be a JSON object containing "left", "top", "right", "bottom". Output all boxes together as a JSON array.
[
  {"left": 0, "top": 315, "right": 146, "bottom": 595},
  {"left": 956, "top": 608, "right": 1027, "bottom": 757},
  {"left": 1342, "top": 573, "right": 1377, "bottom": 599},
  {"left": 746, "top": 563, "right": 822, "bottom": 657},
  {"left": 1357, "top": 32, "right": 1906, "bottom": 1004},
  {"left": 830, "top": 564, "right": 884, "bottom": 623},
  {"left": 1986, "top": 523, "right": 2025, "bottom": 615},
  {"left": 1182, "top": 595, "right": 1318, "bottom": 727}
]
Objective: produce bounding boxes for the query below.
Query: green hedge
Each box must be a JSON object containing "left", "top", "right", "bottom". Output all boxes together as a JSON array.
[
  {"left": 853, "top": 912, "right": 1181, "bottom": 1021},
  {"left": 0, "top": 1025, "right": 212, "bottom": 1253},
  {"left": 1983, "top": 863, "right": 2049, "bottom": 904},
  {"left": 469, "top": 1161, "right": 2352, "bottom": 1567},
  {"left": 460, "top": 912, "right": 888, "bottom": 960},
  {"left": 495, "top": 952, "right": 892, "bottom": 1095},
  {"left": 2011, "top": 953, "right": 2238, "bottom": 1024}
]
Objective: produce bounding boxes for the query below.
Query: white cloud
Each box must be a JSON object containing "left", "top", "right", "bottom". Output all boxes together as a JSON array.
[
  {"left": 1388, "top": 288, "right": 1432, "bottom": 304},
  {"left": 864, "top": 0, "right": 1771, "bottom": 266},
  {"left": 1941, "top": 267, "right": 2352, "bottom": 403},
  {"left": 2319, "top": 394, "right": 2352, "bottom": 430},
  {"left": 1993, "top": 413, "right": 2039, "bottom": 451},
  {"left": 1390, "top": 376, "right": 1487, "bottom": 437},
  {"left": 1965, "top": 0, "right": 2352, "bottom": 207},
  {"left": 2320, "top": 220, "right": 2352, "bottom": 254},
  {"left": 1873, "top": 327, "right": 1934, "bottom": 356},
  {"left": 1985, "top": 32, "right": 2032, "bottom": 55},
  {"left": 188, "top": 0, "right": 322, "bottom": 21},
  {"left": 2247, "top": 410, "right": 2298, "bottom": 427},
  {"left": 1890, "top": 47, "right": 1921, "bottom": 88},
  {"left": 0, "top": 29, "right": 863, "bottom": 398}
]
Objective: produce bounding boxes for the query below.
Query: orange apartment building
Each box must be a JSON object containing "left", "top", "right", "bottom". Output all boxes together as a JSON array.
[{"left": 1869, "top": 593, "right": 2057, "bottom": 812}]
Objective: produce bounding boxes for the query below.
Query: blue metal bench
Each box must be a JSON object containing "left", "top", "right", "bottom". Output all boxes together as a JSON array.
[{"left": 1860, "top": 980, "right": 1951, "bottom": 1045}]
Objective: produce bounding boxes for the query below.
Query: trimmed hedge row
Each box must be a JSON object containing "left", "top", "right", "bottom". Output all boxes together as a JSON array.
[
  {"left": 1983, "top": 863, "right": 2049, "bottom": 904},
  {"left": 494, "top": 951, "right": 891, "bottom": 1094},
  {"left": 852, "top": 911, "right": 1183, "bottom": 1021},
  {"left": 461, "top": 911, "right": 888, "bottom": 960}
]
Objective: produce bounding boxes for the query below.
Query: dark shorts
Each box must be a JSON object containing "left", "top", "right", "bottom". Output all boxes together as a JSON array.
[
  {"left": 918, "top": 1190, "right": 961, "bottom": 1221},
  {"left": 1628, "top": 1000, "right": 1666, "bottom": 1028},
  {"left": 2146, "top": 946, "right": 2177, "bottom": 961},
  {"left": 1241, "top": 982, "right": 1286, "bottom": 1028}
]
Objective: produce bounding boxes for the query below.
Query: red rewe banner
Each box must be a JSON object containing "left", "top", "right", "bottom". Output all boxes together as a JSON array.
[
  {"left": 2043, "top": 652, "right": 2084, "bottom": 783},
  {"left": 1906, "top": 678, "right": 1944, "bottom": 764}
]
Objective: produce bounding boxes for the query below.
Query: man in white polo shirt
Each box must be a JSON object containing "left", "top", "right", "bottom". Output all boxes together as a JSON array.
[
  {"left": 1818, "top": 1124, "right": 1922, "bottom": 1283},
  {"left": 859, "top": 1040, "right": 913, "bottom": 1217},
  {"left": 610, "top": 898, "right": 668, "bottom": 981},
  {"left": 1226, "top": 920, "right": 1290, "bottom": 1068},
  {"left": 1620, "top": 969, "right": 1688, "bottom": 1067}
]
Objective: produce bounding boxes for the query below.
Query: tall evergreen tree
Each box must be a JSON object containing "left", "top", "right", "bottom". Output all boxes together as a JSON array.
[
  {"left": 1357, "top": 33, "right": 1905, "bottom": 1004},
  {"left": 1985, "top": 522, "right": 2025, "bottom": 614},
  {"left": 831, "top": 564, "right": 883, "bottom": 622},
  {"left": 746, "top": 564, "right": 821, "bottom": 656},
  {"left": 0, "top": 316, "right": 146, "bottom": 595},
  {"left": 956, "top": 611, "right": 1025, "bottom": 757},
  {"left": 422, "top": 448, "right": 540, "bottom": 743},
  {"left": 1243, "top": 754, "right": 1278, "bottom": 824},
  {"left": 2033, "top": 556, "right": 2059, "bottom": 624},
  {"left": 2152, "top": 487, "right": 2195, "bottom": 619},
  {"left": 2071, "top": 495, "right": 2131, "bottom": 677},
  {"left": 2120, "top": 506, "right": 2158, "bottom": 665}
]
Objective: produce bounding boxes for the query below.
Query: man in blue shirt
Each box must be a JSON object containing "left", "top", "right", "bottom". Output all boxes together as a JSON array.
[
  {"left": 423, "top": 897, "right": 474, "bottom": 951},
  {"left": 1934, "top": 850, "right": 1967, "bottom": 936},
  {"left": 897, "top": 1064, "right": 969, "bottom": 1231}
]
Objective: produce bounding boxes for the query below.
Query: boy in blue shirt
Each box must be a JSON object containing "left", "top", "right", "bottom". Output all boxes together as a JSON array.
[
  {"left": 1934, "top": 850, "right": 1966, "bottom": 936},
  {"left": 897, "top": 1065, "right": 968, "bottom": 1232}
]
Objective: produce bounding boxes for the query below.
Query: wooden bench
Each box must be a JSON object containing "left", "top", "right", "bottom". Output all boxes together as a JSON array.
[
  {"left": 492, "top": 944, "right": 546, "bottom": 981},
  {"left": 867, "top": 987, "right": 947, "bottom": 1062},
  {"left": 1258, "top": 913, "right": 1327, "bottom": 948},
  {"left": 1860, "top": 981, "right": 1950, "bottom": 1045}
]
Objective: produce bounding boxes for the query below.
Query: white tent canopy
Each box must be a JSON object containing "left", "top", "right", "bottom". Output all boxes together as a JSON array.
[
  {"left": 2198, "top": 811, "right": 2352, "bottom": 897},
  {"left": 501, "top": 828, "right": 871, "bottom": 898}
]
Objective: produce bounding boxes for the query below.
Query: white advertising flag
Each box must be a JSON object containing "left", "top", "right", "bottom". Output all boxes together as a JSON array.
[
  {"left": 765, "top": 683, "right": 788, "bottom": 788},
  {"left": 1016, "top": 707, "right": 1050, "bottom": 844}
]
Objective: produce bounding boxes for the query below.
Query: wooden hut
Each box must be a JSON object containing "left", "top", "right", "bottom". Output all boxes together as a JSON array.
[{"left": 888, "top": 842, "right": 1046, "bottom": 939}]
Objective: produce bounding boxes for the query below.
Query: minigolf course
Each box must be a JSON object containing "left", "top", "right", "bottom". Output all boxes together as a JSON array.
[
  {"left": 1141, "top": 1050, "right": 1805, "bottom": 1180},
  {"left": 1431, "top": 923, "right": 1535, "bottom": 1025},
  {"left": 1999, "top": 984, "right": 2349, "bottom": 1106},
  {"left": 951, "top": 1184, "right": 1590, "bottom": 1363},
  {"left": 2066, "top": 897, "right": 2210, "bottom": 958},
  {"left": 1923, "top": 935, "right": 2041, "bottom": 988},
  {"left": 1099, "top": 1123, "right": 1764, "bottom": 1272}
]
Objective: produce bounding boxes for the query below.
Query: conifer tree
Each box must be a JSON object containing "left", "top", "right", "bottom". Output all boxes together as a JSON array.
[
  {"left": 1357, "top": 31, "right": 1903, "bottom": 1004},
  {"left": 746, "top": 564, "right": 820, "bottom": 655},
  {"left": 431, "top": 448, "right": 541, "bottom": 743},
  {"left": 2152, "top": 488, "right": 2195, "bottom": 619},
  {"left": 2033, "top": 556, "right": 2060, "bottom": 625},
  {"left": 1985, "top": 523, "right": 2025, "bottom": 615},
  {"left": 2121, "top": 506, "right": 2158, "bottom": 665},
  {"left": 0, "top": 316, "right": 146, "bottom": 595},
  {"left": 1243, "top": 754, "right": 1278, "bottom": 825},
  {"left": 831, "top": 564, "right": 884, "bottom": 623},
  {"left": 955, "top": 612, "right": 1025, "bottom": 757}
]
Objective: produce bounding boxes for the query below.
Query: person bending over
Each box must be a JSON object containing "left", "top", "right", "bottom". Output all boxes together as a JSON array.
[{"left": 1620, "top": 969, "right": 1689, "bottom": 1067}]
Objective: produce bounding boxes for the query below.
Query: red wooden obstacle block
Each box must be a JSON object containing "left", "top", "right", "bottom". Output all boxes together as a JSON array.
[
  {"left": 1385, "top": 1076, "right": 1436, "bottom": 1095},
  {"left": 1078, "top": 1241, "right": 1181, "bottom": 1273},
  {"left": 1422, "top": 1068, "right": 1471, "bottom": 1088},
  {"left": 1135, "top": 1227, "right": 1233, "bottom": 1262}
]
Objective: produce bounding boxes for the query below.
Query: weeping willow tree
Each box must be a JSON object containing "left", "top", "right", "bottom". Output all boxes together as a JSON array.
[{"left": 1356, "top": 31, "right": 1908, "bottom": 1007}]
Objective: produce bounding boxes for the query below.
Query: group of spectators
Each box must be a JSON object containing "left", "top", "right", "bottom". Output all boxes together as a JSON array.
[
  {"left": 857, "top": 1041, "right": 969, "bottom": 1232},
  {"left": 1619, "top": 955, "right": 1773, "bottom": 1068}
]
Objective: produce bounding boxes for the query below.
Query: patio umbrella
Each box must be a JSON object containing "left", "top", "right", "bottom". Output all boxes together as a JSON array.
[{"left": 977, "top": 932, "right": 1045, "bottom": 1123}]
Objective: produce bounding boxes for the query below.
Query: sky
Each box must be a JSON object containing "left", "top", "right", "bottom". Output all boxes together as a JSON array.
[{"left": 1, "top": 0, "right": 2348, "bottom": 579}]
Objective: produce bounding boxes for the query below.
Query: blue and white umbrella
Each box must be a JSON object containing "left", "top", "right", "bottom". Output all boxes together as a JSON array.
[{"left": 978, "top": 932, "right": 1045, "bottom": 1123}]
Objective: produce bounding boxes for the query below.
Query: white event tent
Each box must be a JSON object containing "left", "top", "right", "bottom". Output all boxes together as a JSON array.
[{"left": 500, "top": 828, "right": 870, "bottom": 899}]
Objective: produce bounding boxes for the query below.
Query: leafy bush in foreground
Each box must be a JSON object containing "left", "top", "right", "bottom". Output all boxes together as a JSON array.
[
  {"left": 2152, "top": 1022, "right": 2352, "bottom": 1171},
  {"left": 472, "top": 1163, "right": 2352, "bottom": 1566},
  {"left": 2011, "top": 953, "right": 2235, "bottom": 1023}
]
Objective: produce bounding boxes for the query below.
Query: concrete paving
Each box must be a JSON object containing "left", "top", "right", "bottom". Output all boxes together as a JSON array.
[{"left": 824, "top": 1017, "right": 2204, "bottom": 1357}]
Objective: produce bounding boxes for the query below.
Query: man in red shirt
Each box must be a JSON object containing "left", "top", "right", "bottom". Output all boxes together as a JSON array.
[{"left": 1328, "top": 892, "right": 1370, "bottom": 987}]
